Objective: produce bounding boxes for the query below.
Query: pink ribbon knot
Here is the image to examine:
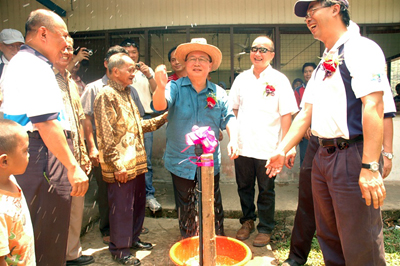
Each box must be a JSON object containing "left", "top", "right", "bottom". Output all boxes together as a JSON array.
[{"left": 180, "top": 125, "right": 218, "bottom": 167}]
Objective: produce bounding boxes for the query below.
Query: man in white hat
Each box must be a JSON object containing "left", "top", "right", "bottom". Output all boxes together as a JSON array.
[
  {"left": 266, "top": 0, "right": 388, "bottom": 265},
  {"left": 153, "top": 38, "right": 239, "bottom": 237},
  {"left": 229, "top": 36, "right": 298, "bottom": 247},
  {"left": 0, "top": 28, "right": 25, "bottom": 118}
]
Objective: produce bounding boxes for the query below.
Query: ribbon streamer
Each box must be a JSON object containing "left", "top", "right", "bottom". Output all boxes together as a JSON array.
[{"left": 180, "top": 125, "right": 218, "bottom": 166}]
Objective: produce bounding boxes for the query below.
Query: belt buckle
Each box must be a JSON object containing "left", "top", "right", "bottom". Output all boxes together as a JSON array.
[
  {"left": 337, "top": 140, "right": 349, "bottom": 150},
  {"left": 318, "top": 138, "right": 324, "bottom": 146}
]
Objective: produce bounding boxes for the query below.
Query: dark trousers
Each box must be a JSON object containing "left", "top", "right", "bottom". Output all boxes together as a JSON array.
[
  {"left": 108, "top": 174, "right": 145, "bottom": 258},
  {"left": 298, "top": 137, "right": 309, "bottom": 167},
  {"left": 171, "top": 172, "right": 224, "bottom": 238},
  {"left": 312, "top": 142, "right": 385, "bottom": 266},
  {"left": 234, "top": 156, "right": 275, "bottom": 234},
  {"left": 288, "top": 135, "right": 318, "bottom": 265},
  {"left": 93, "top": 165, "right": 110, "bottom": 236},
  {"left": 16, "top": 137, "right": 72, "bottom": 266}
]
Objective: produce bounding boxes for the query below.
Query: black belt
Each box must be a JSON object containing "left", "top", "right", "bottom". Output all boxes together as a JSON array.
[
  {"left": 318, "top": 135, "right": 363, "bottom": 150},
  {"left": 27, "top": 130, "right": 73, "bottom": 140}
]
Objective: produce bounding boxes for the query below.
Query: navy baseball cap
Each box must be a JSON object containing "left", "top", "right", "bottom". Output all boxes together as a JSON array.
[{"left": 294, "top": 0, "right": 349, "bottom": 17}]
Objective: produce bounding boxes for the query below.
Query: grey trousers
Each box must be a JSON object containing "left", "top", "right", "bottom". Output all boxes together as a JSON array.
[{"left": 312, "top": 141, "right": 386, "bottom": 266}]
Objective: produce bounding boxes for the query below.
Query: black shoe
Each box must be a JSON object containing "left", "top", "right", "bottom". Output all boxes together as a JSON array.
[
  {"left": 282, "top": 258, "right": 301, "bottom": 266},
  {"left": 112, "top": 254, "right": 141, "bottom": 265},
  {"left": 66, "top": 255, "right": 95, "bottom": 265},
  {"left": 132, "top": 240, "right": 153, "bottom": 250}
]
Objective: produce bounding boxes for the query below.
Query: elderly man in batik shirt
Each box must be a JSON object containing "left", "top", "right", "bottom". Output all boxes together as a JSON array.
[{"left": 94, "top": 53, "right": 167, "bottom": 266}]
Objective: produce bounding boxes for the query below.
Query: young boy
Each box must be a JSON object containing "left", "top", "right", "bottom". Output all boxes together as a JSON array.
[{"left": 0, "top": 119, "right": 35, "bottom": 265}]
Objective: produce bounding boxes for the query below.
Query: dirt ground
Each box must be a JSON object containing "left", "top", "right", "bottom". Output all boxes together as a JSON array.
[{"left": 81, "top": 217, "right": 278, "bottom": 266}]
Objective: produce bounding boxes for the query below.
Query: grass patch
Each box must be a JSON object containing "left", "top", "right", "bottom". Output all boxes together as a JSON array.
[{"left": 271, "top": 211, "right": 400, "bottom": 265}]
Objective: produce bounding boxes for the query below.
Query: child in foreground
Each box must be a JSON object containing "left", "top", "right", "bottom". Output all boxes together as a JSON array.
[{"left": 0, "top": 119, "right": 35, "bottom": 265}]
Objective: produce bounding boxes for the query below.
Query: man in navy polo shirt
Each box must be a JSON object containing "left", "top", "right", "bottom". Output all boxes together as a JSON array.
[
  {"left": 266, "top": 1, "right": 388, "bottom": 265},
  {"left": 2, "top": 9, "right": 89, "bottom": 266}
]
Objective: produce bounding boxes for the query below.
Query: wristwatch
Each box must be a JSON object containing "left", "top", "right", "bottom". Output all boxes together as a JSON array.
[
  {"left": 382, "top": 151, "right": 394, "bottom": 160},
  {"left": 361, "top": 162, "right": 380, "bottom": 172},
  {"left": 147, "top": 75, "right": 154, "bottom": 80}
]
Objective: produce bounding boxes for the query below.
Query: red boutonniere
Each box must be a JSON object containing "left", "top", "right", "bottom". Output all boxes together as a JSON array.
[
  {"left": 321, "top": 53, "right": 343, "bottom": 81},
  {"left": 264, "top": 83, "right": 276, "bottom": 97},
  {"left": 205, "top": 92, "right": 217, "bottom": 109}
]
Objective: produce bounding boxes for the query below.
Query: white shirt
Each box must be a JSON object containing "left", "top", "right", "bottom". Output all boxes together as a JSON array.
[
  {"left": 1, "top": 46, "right": 69, "bottom": 131},
  {"left": 230, "top": 65, "right": 298, "bottom": 160},
  {"left": 132, "top": 67, "right": 155, "bottom": 114},
  {"left": 304, "top": 29, "right": 391, "bottom": 139}
]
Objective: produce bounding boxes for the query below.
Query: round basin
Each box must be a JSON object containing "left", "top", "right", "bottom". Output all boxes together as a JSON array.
[{"left": 169, "top": 235, "right": 252, "bottom": 266}]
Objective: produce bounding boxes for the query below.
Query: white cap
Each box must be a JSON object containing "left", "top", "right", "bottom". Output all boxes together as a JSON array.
[{"left": 0, "top": 29, "right": 25, "bottom": 44}]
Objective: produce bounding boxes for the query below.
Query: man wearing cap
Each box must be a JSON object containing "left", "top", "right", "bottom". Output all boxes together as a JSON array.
[
  {"left": 120, "top": 39, "right": 163, "bottom": 213},
  {"left": 0, "top": 28, "right": 24, "bottom": 118},
  {"left": 229, "top": 36, "right": 298, "bottom": 247},
  {"left": 1, "top": 9, "right": 89, "bottom": 265},
  {"left": 153, "top": 38, "right": 239, "bottom": 237},
  {"left": 266, "top": 0, "right": 388, "bottom": 265},
  {"left": 282, "top": 20, "right": 395, "bottom": 266}
]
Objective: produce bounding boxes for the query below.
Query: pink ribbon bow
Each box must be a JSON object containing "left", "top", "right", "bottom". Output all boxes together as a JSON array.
[{"left": 180, "top": 125, "right": 218, "bottom": 167}]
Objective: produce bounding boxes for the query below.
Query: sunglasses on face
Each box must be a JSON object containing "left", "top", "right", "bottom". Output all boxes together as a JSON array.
[{"left": 250, "top": 46, "right": 273, "bottom": 53}]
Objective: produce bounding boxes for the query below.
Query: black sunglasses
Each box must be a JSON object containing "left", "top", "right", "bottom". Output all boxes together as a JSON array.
[
  {"left": 250, "top": 46, "right": 273, "bottom": 53},
  {"left": 121, "top": 42, "right": 138, "bottom": 48}
]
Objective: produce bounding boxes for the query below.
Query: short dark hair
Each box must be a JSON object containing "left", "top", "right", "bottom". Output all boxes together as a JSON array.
[
  {"left": 105, "top": 45, "right": 128, "bottom": 63},
  {"left": 320, "top": 0, "right": 350, "bottom": 27},
  {"left": 302, "top": 62, "right": 317, "bottom": 73},
  {"left": 292, "top": 78, "right": 304, "bottom": 89},
  {"left": 120, "top": 39, "right": 139, "bottom": 49},
  {"left": 0, "top": 119, "right": 22, "bottom": 155},
  {"left": 168, "top": 46, "right": 178, "bottom": 62},
  {"left": 396, "top": 83, "right": 400, "bottom": 94}
]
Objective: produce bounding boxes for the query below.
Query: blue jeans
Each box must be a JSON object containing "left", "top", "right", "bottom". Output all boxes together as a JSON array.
[{"left": 143, "top": 114, "right": 155, "bottom": 199}]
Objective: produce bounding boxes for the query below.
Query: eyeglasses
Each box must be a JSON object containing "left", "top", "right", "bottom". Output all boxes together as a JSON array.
[
  {"left": 250, "top": 46, "right": 273, "bottom": 53},
  {"left": 304, "top": 6, "right": 329, "bottom": 21},
  {"left": 186, "top": 56, "right": 210, "bottom": 64},
  {"left": 3, "top": 43, "right": 22, "bottom": 50}
]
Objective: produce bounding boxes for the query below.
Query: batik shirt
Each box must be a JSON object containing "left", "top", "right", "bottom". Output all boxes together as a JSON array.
[{"left": 93, "top": 80, "right": 166, "bottom": 183}]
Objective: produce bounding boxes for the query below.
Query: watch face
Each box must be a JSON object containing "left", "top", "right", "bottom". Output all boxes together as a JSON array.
[
  {"left": 387, "top": 154, "right": 393, "bottom": 159},
  {"left": 371, "top": 162, "right": 379, "bottom": 172}
]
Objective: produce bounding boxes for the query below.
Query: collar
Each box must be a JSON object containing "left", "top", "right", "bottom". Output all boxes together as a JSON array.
[
  {"left": 180, "top": 76, "right": 216, "bottom": 94},
  {"left": 101, "top": 74, "right": 109, "bottom": 86},
  {"left": 53, "top": 68, "right": 71, "bottom": 80},
  {"left": 251, "top": 64, "right": 273, "bottom": 80},
  {"left": 107, "top": 79, "right": 129, "bottom": 92},
  {"left": 19, "top": 45, "right": 53, "bottom": 67},
  {"left": 323, "top": 30, "right": 351, "bottom": 57},
  {"left": 0, "top": 55, "right": 9, "bottom": 64}
]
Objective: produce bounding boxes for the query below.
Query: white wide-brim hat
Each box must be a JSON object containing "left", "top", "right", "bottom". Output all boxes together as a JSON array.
[{"left": 175, "top": 38, "right": 222, "bottom": 71}]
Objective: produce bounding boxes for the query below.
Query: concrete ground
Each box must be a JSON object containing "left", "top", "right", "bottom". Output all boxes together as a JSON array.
[{"left": 80, "top": 175, "right": 400, "bottom": 266}]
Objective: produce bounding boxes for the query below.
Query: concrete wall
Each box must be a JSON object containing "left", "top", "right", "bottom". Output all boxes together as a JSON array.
[{"left": 1, "top": 0, "right": 399, "bottom": 33}]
